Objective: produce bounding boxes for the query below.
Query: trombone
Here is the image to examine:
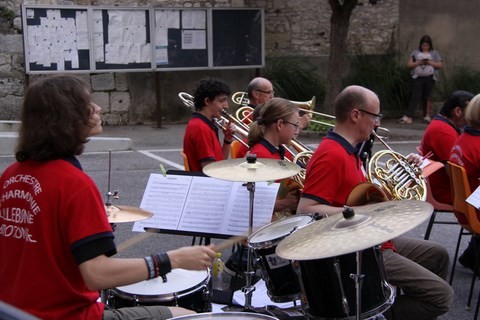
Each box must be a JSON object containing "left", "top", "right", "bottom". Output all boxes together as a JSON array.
[{"left": 231, "top": 91, "right": 391, "bottom": 139}]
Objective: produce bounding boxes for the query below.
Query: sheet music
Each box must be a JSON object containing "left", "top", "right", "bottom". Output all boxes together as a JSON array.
[
  {"left": 133, "top": 174, "right": 280, "bottom": 236},
  {"left": 466, "top": 185, "right": 480, "bottom": 210}
]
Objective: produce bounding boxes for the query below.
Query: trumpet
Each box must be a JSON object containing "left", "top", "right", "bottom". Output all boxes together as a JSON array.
[
  {"left": 367, "top": 130, "right": 427, "bottom": 201},
  {"left": 178, "top": 92, "right": 250, "bottom": 148}
]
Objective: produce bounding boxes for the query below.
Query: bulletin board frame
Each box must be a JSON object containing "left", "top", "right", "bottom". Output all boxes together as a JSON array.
[{"left": 22, "top": 4, "right": 264, "bottom": 74}]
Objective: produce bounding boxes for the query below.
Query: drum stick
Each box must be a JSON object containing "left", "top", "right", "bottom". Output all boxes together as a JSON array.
[
  {"left": 116, "top": 232, "right": 153, "bottom": 253},
  {"left": 213, "top": 235, "right": 248, "bottom": 252}
]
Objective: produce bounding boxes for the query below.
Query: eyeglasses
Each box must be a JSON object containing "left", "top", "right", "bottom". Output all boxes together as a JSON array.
[
  {"left": 255, "top": 89, "right": 275, "bottom": 95},
  {"left": 283, "top": 120, "right": 300, "bottom": 130},
  {"left": 358, "top": 109, "right": 383, "bottom": 120}
]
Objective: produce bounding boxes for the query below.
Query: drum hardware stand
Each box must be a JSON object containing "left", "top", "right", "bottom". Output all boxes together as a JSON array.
[
  {"left": 241, "top": 180, "right": 256, "bottom": 311},
  {"left": 343, "top": 206, "right": 365, "bottom": 320},
  {"left": 101, "top": 150, "right": 119, "bottom": 306}
]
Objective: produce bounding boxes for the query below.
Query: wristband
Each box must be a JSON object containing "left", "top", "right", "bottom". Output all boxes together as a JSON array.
[
  {"left": 153, "top": 253, "right": 172, "bottom": 277},
  {"left": 143, "top": 256, "right": 155, "bottom": 280}
]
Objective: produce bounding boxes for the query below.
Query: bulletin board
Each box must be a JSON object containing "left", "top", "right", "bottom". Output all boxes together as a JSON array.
[
  {"left": 23, "top": 6, "right": 91, "bottom": 73},
  {"left": 92, "top": 8, "right": 153, "bottom": 71},
  {"left": 22, "top": 5, "right": 264, "bottom": 74}
]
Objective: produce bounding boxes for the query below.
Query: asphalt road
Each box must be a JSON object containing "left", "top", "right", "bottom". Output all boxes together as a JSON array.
[{"left": 0, "top": 119, "right": 477, "bottom": 319}]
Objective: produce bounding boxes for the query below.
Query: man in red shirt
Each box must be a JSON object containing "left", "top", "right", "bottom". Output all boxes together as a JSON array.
[
  {"left": 420, "top": 90, "right": 474, "bottom": 204},
  {"left": 298, "top": 85, "right": 453, "bottom": 320},
  {"left": 183, "top": 78, "right": 234, "bottom": 171}
]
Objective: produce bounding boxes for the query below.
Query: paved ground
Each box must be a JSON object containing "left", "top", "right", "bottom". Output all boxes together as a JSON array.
[{"left": 0, "top": 118, "right": 478, "bottom": 319}]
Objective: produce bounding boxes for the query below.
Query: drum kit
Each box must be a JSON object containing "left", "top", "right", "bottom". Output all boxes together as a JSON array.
[{"left": 103, "top": 153, "right": 433, "bottom": 320}]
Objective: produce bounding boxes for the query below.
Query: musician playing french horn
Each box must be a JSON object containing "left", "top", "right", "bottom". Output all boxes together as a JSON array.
[
  {"left": 183, "top": 78, "right": 236, "bottom": 171},
  {"left": 297, "top": 85, "right": 453, "bottom": 320}
]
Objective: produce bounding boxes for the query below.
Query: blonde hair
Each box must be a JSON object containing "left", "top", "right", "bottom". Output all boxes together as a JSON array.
[
  {"left": 247, "top": 97, "right": 297, "bottom": 147},
  {"left": 465, "top": 94, "right": 480, "bottom": 128}
]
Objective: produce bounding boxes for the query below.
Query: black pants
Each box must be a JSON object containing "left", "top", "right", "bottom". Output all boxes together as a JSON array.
[{"left": 406, "top": 75, "right": 435, "bottom": 118}]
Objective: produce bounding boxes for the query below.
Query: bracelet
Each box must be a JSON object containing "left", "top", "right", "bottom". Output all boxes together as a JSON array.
[
  {"left": 224, "top": 139, "right": 233, "bottom": 145},
  {"left": 153, "top": 253, "right": 172, "bottom": 277},
  {"left": 143, "top": 256, "right": 155, "bottom": 280}
]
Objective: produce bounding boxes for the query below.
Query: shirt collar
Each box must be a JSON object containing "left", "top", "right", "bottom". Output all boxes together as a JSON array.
[
  {"left": 192, "top": 112, "right": 218, "bottom": 136},
  {"left": 259, "top": 138, "right": 286, "bottom": 160},
  {"left": 326, "top": 130, "right": 357, "bottom": 155},
  {"left": 434, "top": 114, "right": 461, "bottom": 135},
  {"left": 62, "top": 156, "right": 82, "bottom": 170},
  {"left": 464, "top": 126, "right": 480, "bottom": 136}
]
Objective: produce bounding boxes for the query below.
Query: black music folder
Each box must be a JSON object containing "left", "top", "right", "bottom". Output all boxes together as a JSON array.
[{"left": 132, "top": 172, "right": 279, "bottom": 238}]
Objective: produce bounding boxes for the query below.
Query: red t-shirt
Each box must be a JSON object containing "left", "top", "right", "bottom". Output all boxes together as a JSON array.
[
  {"left": 249, "top": 138, "right": 294, "bottom": 161},
  {"left": 421, "top": 115, "right": 460, "bottom": 204},
  {"left": 450, "top": 127, "right": 480, "bottom": 197},
  {"left": 183, "top": 113, "right": 224, "bottom": 172},
  {"left": 302, "top": 131, "right": 367, "bottom": 207},
  {"left": 0, "top": 158, "right": 114, "bottom": 320}
]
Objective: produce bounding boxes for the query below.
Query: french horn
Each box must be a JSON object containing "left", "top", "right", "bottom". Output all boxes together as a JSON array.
[{"left": 367, "top": 131, "right": 427, "bottom": 201}]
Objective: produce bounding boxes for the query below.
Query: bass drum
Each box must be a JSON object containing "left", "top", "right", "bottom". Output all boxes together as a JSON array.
[
  {"left": 293, "top": 246, "right": 395, "bottom": 319},
  {"left": 170, "top": 312, "right": 279, "bottom": 319},
  {"left": 111, "top": 268, "right": 211, "bottom": 313},
  {"left": 248, "top": 214, "right": 313, "bottom": 302}
]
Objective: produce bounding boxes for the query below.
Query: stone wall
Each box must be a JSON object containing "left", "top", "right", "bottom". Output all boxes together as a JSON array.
[{"left": 0, "top": 0, "right": 401, "bottom": 124}]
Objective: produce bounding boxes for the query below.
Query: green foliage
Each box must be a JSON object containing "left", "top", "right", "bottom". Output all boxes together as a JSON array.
[
  {"left": 0, "top": 7, "right": 15, "bottom": 20},
  {"left": 434, "top": 66, "right": 480, "bottom": 101},
  {"left": 263, "top": 58, "right": 325, "bottom": 105},
  {"left": 344, "top": 50, "right": 411, "bottom": 117}
]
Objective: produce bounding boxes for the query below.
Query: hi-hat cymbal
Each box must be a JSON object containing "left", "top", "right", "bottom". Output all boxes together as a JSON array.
[
  {"left": 105, "top": 205, "right": 153, "bottom": 223},
  {"left": 203, "top": 158, "right": 301, "bottom": 182},
  {"left": 276, "top": 200, "right": 433, "bottom": 260}
]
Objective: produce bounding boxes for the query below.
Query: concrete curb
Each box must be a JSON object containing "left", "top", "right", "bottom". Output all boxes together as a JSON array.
[{"left": 0, "top": 120, "right": 132, "bottom": 155}]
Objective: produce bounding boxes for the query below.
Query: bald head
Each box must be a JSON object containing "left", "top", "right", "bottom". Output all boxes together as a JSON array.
[
  {"left": 247, "top": 77, "right": 274, "bottom": 106},
  {"left": 334, "top": 85, "right": 379, "bottom": 123}
]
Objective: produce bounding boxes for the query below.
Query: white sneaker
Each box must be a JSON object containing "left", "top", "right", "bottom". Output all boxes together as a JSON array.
[{"left": 423, "top": 116, "right": 431, "bottom": 124}]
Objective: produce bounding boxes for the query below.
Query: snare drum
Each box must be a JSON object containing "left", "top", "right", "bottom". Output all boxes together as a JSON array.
[
  {"left": 248, "top": 214, "right": 313, "bottom": 302},
  {"left": 111, "top": 268, "right": 211, "bottom": 313},
  {"left": 293, "top": 246, "right": 395, "bottom": 319},
  {"left": 170, "top": 312, "right": 279, "bottom": 319}
]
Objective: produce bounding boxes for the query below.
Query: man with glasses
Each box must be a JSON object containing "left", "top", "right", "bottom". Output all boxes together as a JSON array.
[
  {"left": 297, "top": 85, "right": 453, "bottom": 320},
  {"left": 246, "top": 77, "right": 275, "bottom": 110}
]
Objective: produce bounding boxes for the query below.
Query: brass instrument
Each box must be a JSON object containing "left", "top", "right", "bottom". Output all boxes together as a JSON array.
[
  {"left": 367, "top": 131, "right": 427, "bottom": 201},
  {"left": 177, "top": 92, "right": 250, "bottom": 148},
  {"left": 232, "top": 91, "right": 390, "bottom": 139}
]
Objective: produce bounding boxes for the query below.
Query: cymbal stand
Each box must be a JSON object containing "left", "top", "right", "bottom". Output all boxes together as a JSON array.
[
  {"left": 105, "top": 150, "right": 119, "bottom": 208},
  {"left": 242, "top": 180, "right": 256, "bottom": 310},
  {"left": 350, "top": 250, "right": 365, "bottom": 320},
  {"left": 102, "top": 150, "right": 118, "bottom": 306},
  {"left": 343, "top": 206, "right": 365, "bottom": 320}
]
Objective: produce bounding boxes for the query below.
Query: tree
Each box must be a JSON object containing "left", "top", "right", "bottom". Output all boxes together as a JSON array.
[{"left": 322, "top": 0, "right": 358, "bottom": 114}]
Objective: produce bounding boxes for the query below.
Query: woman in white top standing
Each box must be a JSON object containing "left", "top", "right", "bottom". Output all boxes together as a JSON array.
[{"left": 399, "top": 35, "right": 443, "bottom": 124}]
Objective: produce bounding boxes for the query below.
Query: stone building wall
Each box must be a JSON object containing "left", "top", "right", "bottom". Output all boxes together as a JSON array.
[{"left": 0, "top": 0, "right": 399, "bottom": 124}]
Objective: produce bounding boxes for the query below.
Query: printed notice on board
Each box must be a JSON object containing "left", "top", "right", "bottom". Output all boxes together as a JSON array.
[
  {"left": 182, "top": 30, "right": 206, "bottom": 50},
  {"left": 132, "top": 173, "right": 279, "bottom": 236}
]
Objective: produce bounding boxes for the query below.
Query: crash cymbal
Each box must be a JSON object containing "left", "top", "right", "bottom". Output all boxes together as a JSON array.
[
  {"left": 203, "top": 157, "right": 301, "bottom": 182},
  {"left": 105, "top": 205, "right": 153, "bottom": 223},
  {"left": 276, "top": 200, "right": 433, "bottom": 260}
]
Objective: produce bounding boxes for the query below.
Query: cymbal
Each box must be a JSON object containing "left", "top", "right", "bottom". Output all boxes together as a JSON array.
[
  {"left": 276, "top": 200, "right": 433, "bottom": 260},
  {"left": 105, "top": 205, "right": 153, "bottom": 223},
  {"left": 203, "top": 158, "right": 301, "bottom": 182}
]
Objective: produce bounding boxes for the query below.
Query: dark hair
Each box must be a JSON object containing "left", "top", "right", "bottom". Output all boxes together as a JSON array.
[
  {"left": 193, "top": 78, "right": 231, "bottom": 111},
  {"left": 440, "top": 90, "right": 475, "bottom": 118},
  {"left": 15, "top": 75, "right": 94, "bottom": 162},
  {"left": 418, "top": 35, "right": 433, "bottom": 51},
  {"left": 248, "top": 98, "right": 297, "bottom": 147}
]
